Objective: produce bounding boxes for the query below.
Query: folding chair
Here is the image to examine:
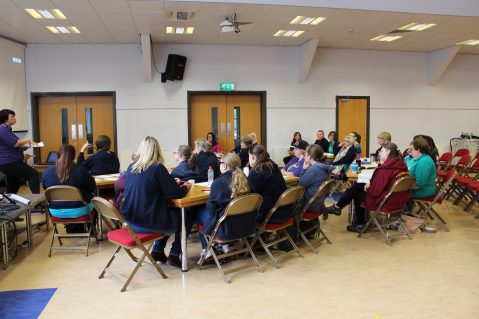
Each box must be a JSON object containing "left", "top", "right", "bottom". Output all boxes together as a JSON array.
[
  {"left": 413, "top": 169, "right": 456, "bottom": 232},
  {"left": 197, "top": 193, "right": 263, "bottom": 283},
  {"left": 437, "top": 152, "right": 453, "bottom": 172},
  {"left": 92, "top": 197, "right": 167, "bottom": 292},
  {"left": 298, "top": 180, "right": 336, "bottom": 253},
  {"left": 358, "top": 175, "right": 416, "bottom": 246},
  {"left": 45, "top": 185, "right": 98, "bottom": 257},
  {"left": 252, "top": 186, "right": 305, "bottom": 269},
  {"left": 451, "top": 159, "right": 479, "bottom": 207}
]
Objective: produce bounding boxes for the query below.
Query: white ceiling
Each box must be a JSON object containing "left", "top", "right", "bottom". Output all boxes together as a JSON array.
[{"left": 1, "top": 0, "right": 479, "bottom": 54}]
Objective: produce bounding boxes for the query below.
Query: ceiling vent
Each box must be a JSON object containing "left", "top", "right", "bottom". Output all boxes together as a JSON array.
[{"left": 166, "top": 11, "right": 196, "bottom": 21}]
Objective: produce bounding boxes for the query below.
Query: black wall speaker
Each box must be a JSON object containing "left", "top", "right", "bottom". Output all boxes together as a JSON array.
[{"left": 161, "top": 54, "right": 187, "bottom": 82}]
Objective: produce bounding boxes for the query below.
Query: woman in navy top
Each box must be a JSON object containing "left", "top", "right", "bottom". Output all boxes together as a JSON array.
[
  {"left": 120, "top": 136, "right": 191, "bottom": 263},
  {"left": 171, "top": 144, "right": 203, "bottom": 182},
  {"left": 194, "top": 138, "right": 220, "bottom": 180},
  {"left": 0, "top": 109, "right": 40, "bottom": 194},
  {"left": 42, "top": 144, "right": 96, "bottom": 218},
  {"left": 77, "top": 135, "right": 120, "bottom": 175},
  {"left": 248, "top": 145, "right": 288, "bottom": 223},
  {"left": 197, "top": 153, "right": 251, "bottom": 255}
]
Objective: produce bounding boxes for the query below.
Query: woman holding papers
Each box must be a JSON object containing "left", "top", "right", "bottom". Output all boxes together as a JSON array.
[
  {"left": 0, "top": 109, "right": 40, "bottom": 194},
  {"left": 324, "top": 143, "right": 408, "bottom": 232}
]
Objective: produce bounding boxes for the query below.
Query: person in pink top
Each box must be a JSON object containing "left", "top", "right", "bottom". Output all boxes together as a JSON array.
[{"left": 207, "top": 132, "right": 222, "bottom": 154}]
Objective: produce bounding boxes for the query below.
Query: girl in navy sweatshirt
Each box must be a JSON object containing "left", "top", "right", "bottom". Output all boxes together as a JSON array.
[
  {"left": 120, "top": 136, "right": 191, "bottom": 263},
  {"left": 77, "top": 135, "right": 120, "bottom": 176}
]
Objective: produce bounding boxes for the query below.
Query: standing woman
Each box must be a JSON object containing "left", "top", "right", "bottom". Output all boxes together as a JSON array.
[
  {"left": 206, "top": 132, "right": 222, "bottom": 154},
  {"left": 197, "top": 153, "right": 251, "bottom": 255},
  {"left": 375, "top": 132, "right": 391, "bottom": 160},
  {"left": 77, "top": 135, "right": 120, "bottom": 175},
  {"left": 121, "top": 136, "right": 191, "bottom": 263},
  {"left": 42, "top": 144, "right": 96, "bottom": 218},
  {"left": 0, "top": 109, "right": 40, "bottom": 194},
  {"left": 248, "top": 145, "right": 287, "bottom": 223}
]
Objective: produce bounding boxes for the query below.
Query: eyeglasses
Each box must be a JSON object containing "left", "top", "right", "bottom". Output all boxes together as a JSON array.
[{"left": 377, "top": 137, "right": 384, "bottom": 139}]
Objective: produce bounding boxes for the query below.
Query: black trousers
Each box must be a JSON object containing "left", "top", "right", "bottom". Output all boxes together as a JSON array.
[
  {"left": 0, "top": 160, "right": 40, "bottom": 194},
  {"left": 337, "top": 182, "right": 366, "bottom": 225}
]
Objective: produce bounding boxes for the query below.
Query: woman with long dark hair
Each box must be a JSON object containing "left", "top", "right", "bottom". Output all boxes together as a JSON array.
[
  {"left": 42, "top": 144, "right": 96, "bottom": 218},
  {"left": 207, "top": 132, "right": 222, "bottom": 154}
]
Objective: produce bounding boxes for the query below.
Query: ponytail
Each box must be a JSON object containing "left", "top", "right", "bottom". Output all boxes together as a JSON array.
[{"left": 230, "top": 167, "right": 250, "bottom": 198}]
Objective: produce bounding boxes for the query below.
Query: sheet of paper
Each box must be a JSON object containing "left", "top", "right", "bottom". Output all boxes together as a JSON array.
[
  {"left": 31, "top": 141, "right": 44, "bottom": 147},
  {"left": 357, "top": 169, "right": 375, "bottom": 184}
]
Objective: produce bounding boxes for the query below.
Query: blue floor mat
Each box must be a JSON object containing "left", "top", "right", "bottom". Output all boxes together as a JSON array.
[{"left": 0, "top": 288, "right": 56, "bottom": 319}]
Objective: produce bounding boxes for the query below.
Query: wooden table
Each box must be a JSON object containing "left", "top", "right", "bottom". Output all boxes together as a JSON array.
[{"left": 168, "top": 174, "right": 299, "bottom": 272}]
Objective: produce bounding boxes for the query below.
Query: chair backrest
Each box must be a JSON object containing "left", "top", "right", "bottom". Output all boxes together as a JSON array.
[
  {"left": 456, "top": 154, "right": 472, "bottom": 172},
  {"left": 375, "top": 175, "right": 416, "bottom": 213},
  {"left": 302, "top": 179, "right": 336, "bottom": 214},
  {"left": 260, "top": 186, "right": 305, "bottom": 227},
  {"left": 454, "top": 148, "right": 470, "bottom": 157},
  {"left": 210, "top": 193, "right": 263, "bottom": 240},
  {"left": 438, "top": 152, "right": 453, "bottom": 164},
  {"left": 45, "top": 185, "right": 87, "bottom": 204},
  {"left": 92, "top": 196, "right": 125, "bottom": 223}
]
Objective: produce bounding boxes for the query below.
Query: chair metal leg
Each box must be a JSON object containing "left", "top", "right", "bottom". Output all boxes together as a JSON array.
[
  {"left": 99, "top": 246, "right": 121, "bottom": 279},
  {"left": 140, "top": 242, "right": 167, "bottom": 279},
  {"left": 319, "top": 228, "right": 332, "bottom": 244},
  {"left": 258, "top": 236, "right": 280, "bottom": 269},
  {"left": 299, "top": 230, "right": 317, "bottom": 254},
  {"left": 121, "top": 251, "right": 148, "bottom": 292},
  {"left": 358, "top": 211, "right": 376, "bottom": 237},
  {"left": 49, "top": 225, "right": 58, "bottom": 257},
  {"left": 283, "top": 229, "right": 303, "bottom": 258},
  {"left": 244, "top": 239, "right": 263, "bottom": 273}
]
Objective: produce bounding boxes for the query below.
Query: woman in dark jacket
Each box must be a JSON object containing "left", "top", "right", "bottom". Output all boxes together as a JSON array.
[
  {"left": 331, "top": 136, "right": 356, "bottom": 176},
  {"left": 121, "top": 136, "right": 191, "bottom": 263},
  {"left": 197, "top": 153, "right": 251, "bottom": 256},
  {"left": 171, "top": 144, "right": 203, "bottom": 182},
  {"left": 42, "top": 144, "right": 96, "bottom": 218},
  {"left": 327, "top": 131, "right": 340, "bottom": 156},
  {"left": 283, "top": 131, "right": 308, "bottom": 165},
  {"left": 77, "top": 135, "right": 120, "bottom": 175},
  {"left": 248, "top": 144, "right": 288, "bottom": 223},
  {"left": 194, "top": 138, "right": 220, "bottom": 180},
  {"left": 325, "top": 143, "right": 409, "bottom": 232}
]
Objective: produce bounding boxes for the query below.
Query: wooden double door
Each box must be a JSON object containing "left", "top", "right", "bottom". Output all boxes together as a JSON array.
[
  {"left": 36, "top": 95, "right": 115, "bottom": 163},
  {"left": 190, "top": 94, "right": 263, "bottom": 152},
  {"left": 336, "top": 96, "right": 370, "bottom": 155}
]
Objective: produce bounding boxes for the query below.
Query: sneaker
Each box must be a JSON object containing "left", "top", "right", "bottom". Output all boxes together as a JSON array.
[
  {"left": 221, "top": 244, "right": 231, "bottom": 254},
  {"left": 346, "top": 225, "right": 364, "bottom": 233},
  {"left": 167, "top": 255, "right": 181, "bottom": 268},
  {"left": 151, "top": 250, "right": 167, "bottom": 264},
  {"left": 324, "top": 205, "right": 342, "bottom": 216}
]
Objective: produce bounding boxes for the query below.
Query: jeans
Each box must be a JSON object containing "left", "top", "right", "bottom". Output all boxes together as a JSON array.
[{"left": 197, "top": 206, "right": 213, "bottom": 249}]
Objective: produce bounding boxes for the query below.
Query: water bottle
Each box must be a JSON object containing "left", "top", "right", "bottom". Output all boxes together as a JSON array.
[
  {"left": 207, "top": 166, "right": 214, "bottom": 185},
  {"left": 351, "top": 162, "right": 358, "bottom": 173}
]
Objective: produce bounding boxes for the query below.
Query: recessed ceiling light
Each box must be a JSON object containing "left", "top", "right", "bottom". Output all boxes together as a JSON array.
[
  {"left": 25, "top": 8, "right": 67, "bottom": 19},
  {"left": 166, "top": 27, "right": 194, "bottom": 35},
  {"left": 38, "top": 9, "right": 55, "bottom": 19},
  {"left": 371, "top": 34, "right": 402, "bottom": 42},
  {"left": 57, "top": 27, "right": 70, "bottom": 34},
  {"left": 290, "top": 16, "right": 326, "bottom": 25},
  {"left": 398, "top": 23, "right": 436, "bottom": 31},
  {"left": 274, "top": 30, "right": 304, "bottom": 37},
  {"left": 457, "top": 39, "right": 479, "bottom": 45},
  {"left": 67, "top": 27, "right": 80, "bottom": 34}
]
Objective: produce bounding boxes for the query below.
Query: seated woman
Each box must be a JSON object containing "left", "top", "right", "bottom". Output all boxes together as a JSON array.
[
  {"left": 374, "top": 131, "right": 391, "bottom": 160},
  {"left": 327, "top": 131, "right": 340, "bottom": 156},
  {"left": 324, "top": 143, "right": 408, "bottom": 232},
  {"left": 349, "top": 131, "right": 362, "bottom": 159},
  {"left": 42, "top": 144, "right": 96, "bottom": 219},
  {"left": 408, "top": 136, "right": 437, "bottom": 198},
  {"left": 281, "top": 144, "right": 307, "bottom": 177},
  {"left": 238, "top": 136, "right": 253, "bottom": 168},
  {"left": 248, "top": 145, "right": 287, "bottom": 223},
  {"left": 77, "top": 135, "right": 120, "bottom": 175},
  {"left": 207, "top": 132, "right": 222, "bottom": 154},
  {"left": 197, "top": 153, "right": 250, "bottom": 256},
  {"left": 120, "top": 136, "right": 191, "bottom": 265},
  {"left": 283, "top": 131, "right": 308, "bottom": 165},
  {"left": 331, "top": 136, "right": 356, "bottom": 177},
  {"left": 194, "top": 138, "right": 221, "bottom": 180},
  {"left": 170, "top": 144, "right": 203, "bottom": 182}
]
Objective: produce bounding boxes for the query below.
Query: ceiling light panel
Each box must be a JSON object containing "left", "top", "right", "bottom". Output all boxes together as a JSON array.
[
  {"left": 398, "top": 23, "right": 436, "bottom": 31},
  {"left": 457, "top": 39, "right": 479, "bottom": 45},
  {"left": 25, "top": 8, "right": 67, "bottom": 20},
  {"left": 274, "top": 30, "right": 305, "bottom": 37},
  {"left": 166, "top": 27, "right": 194, "bottom": 35},
  {"left": 371, "top": 35, "right": 402, "bottom": 42},
  {"left": 290, "top": 16, "right": 326, "bottom": 25}
]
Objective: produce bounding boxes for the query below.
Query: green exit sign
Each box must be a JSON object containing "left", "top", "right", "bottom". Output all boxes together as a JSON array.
[{"left": 220, "top": 83, "right": 235, "bottom": 91}]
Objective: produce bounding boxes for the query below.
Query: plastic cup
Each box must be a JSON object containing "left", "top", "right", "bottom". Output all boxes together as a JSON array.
[{"left": 188, "top": 179, "right": 195, "bottom": 186}]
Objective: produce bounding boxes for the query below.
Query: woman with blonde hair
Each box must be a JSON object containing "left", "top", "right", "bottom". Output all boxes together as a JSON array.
[
  {"left": 197, "top": 152, "right": 251, "bottom": 255},
  {"left": 121, "top": 136, "right": 191, "bottom": 265},
  {"left": 374, "top": 131, "right": 392, "bottom": 160},
  {"left": 194, "top": 137, "right": 220, "bottom": 181}
]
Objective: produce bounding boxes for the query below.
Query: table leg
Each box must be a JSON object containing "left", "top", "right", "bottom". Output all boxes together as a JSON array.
[
  {"left": 180, "top": 207, "right": 188, "bottom": 272},
  {"left": 26, "top": 208, "right": 32, "bottom": 246},
  {"left": 1, "top": 224, "right": 8, "bottom": 269}
]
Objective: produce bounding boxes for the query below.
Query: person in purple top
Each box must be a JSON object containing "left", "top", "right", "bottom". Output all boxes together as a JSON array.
[
  {"left": 0, "top": 109, "right": 40, "bottom": 194},
  {"left": 281, "top": 143, "right": 307, "bottom": 177}
]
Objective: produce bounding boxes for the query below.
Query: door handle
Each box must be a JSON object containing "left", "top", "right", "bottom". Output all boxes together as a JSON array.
[
  {"left": 227, "top": 122, "right": 232, "bottom": 136},
  {"left": 71, "top": 123, "right": 77, "bottom": 139},
  {"left": 78, "top": 124, "right": 84, "bottom": 139},
  {"left": 220, "top": 122, "right": 226, "bottom": 136}
]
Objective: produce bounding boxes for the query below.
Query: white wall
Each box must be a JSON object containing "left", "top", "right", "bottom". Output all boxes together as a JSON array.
[{"left": 25, "top": 44, "right": 479, "bottom": 168}]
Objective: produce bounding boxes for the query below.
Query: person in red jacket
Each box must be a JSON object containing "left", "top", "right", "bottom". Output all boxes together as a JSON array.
[{"left": 324, "top": 142, "right": 408, "bottom": 232}]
